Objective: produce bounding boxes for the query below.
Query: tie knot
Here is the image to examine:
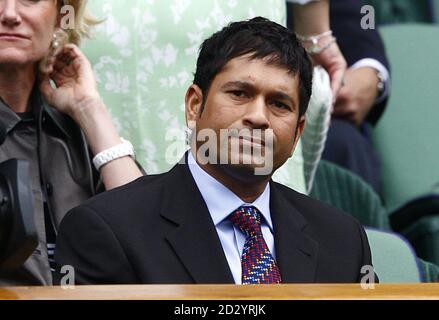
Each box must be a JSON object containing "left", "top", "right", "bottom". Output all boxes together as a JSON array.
[{"left": 229, "top": 206, "right": 262, "bottom": 237}]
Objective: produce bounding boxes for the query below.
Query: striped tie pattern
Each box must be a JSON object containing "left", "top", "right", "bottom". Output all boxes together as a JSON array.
[{"left": 229, "top": 206, "right": 282, "bottom": 284}]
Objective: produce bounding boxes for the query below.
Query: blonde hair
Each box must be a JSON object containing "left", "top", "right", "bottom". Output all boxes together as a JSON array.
[{"left": 59, "top": 0, "right": 101, "bottom": 45}]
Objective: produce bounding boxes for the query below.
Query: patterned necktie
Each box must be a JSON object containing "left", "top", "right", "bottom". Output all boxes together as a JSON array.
[{"left": 229, "top": 206, "right": 282, "bottom": 284}]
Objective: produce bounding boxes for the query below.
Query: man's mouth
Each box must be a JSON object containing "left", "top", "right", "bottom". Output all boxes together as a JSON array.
[{"left": 237, "top": 135, "right": 265, "bottom": 147}]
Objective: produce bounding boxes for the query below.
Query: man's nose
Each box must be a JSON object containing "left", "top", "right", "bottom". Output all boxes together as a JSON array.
[
  {"left": 0, "top": 0, "right": 21, "bottom": 27},
  {"left": 242, "top": 97, "right": 270, "bottom": 130}
]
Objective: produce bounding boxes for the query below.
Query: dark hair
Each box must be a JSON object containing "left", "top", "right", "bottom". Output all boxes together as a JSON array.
[{"left": 194, "top": 17, "right": 313, "bottom": 117}]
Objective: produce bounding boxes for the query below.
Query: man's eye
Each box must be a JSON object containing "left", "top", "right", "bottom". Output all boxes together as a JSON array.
[
  {"left": 229, "top": 90, "right": 247, "bottom": 98},
  {"left": 273, "top": 101, "right": 291, "bottom": 110},
  {"left": 21, "top": 0, "right": 42, "bottom": 4},
  {"left": 19, "top": 0, "right": 43, "bottom": 6}
]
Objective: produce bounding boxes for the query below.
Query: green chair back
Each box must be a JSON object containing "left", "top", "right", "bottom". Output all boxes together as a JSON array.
[
  {"left": 372, "top": 24, "right": 439, "bottom": 212},
  {"left": 402, "top": 216, "right": 439, "bottom": 266},
  {"left": 310, "top": 160, "right": 391, "bottom": 230},
  {"left": 311, "top": 160, "right": 438, "bottom": 282},
  {"left": 366, "top": 229, "right": 421, "bottom": 283}
]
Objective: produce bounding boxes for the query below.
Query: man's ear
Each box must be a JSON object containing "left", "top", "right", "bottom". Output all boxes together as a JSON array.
[
  {"left": 185, "top": 84, "right": 204, "bottom": 130},
  {"left": 290, "top": 115, "right": 306, "bottom": 156}
]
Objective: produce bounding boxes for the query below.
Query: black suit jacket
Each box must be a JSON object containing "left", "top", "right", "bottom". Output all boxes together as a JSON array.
[
  {"left": 287, "top": 0, "right": 391, "bottom": 125},
  {"left": 54, "top": 156, "right": 374, "bottom": 285}
]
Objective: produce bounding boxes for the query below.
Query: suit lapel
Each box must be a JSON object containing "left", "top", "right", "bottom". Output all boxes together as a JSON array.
[
  {"left": 270, "top": 181, "right": 319, "bottom": 283},
  {"left": 160, "top": 158, "right": 234, "bottom": 284}
]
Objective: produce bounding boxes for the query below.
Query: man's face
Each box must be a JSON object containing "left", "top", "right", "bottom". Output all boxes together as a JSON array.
[{"left": 186, "top": 54, "right": 305, "bottom": 179}]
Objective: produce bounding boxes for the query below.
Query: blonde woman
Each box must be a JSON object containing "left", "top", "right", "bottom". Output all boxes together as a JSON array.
[{"left": 0, "top": 0, "right": 142, "bottom": 285}]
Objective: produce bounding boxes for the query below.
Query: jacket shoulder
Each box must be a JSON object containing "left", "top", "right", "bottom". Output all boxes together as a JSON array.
[{"left": 79, "top": 173, "right": 167, "bottom": 214}]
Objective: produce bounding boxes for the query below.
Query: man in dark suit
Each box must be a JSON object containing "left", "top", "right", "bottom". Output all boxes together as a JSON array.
[{"left": 54, "top": 17, "right": 375, "bottom": 285}]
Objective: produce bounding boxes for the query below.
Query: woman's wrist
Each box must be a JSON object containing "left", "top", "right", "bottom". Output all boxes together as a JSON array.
[
  {"left": 70, "top": 94, "right": 105, "bottom": 122},
  {"left": 71, "top": 96, "right": 123, "bottom": 155}
]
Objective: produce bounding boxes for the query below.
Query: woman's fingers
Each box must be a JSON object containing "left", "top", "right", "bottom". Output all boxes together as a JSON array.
[
  {"left": 330, "top": 66, "right": 345, "bottom": 99},
  {"left": 39, "top": 75, "right": 55, "bottom": 102}
]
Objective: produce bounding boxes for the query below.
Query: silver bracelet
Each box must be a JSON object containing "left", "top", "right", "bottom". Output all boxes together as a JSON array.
[
  {"left": 297, "top": 30, "right": 333, "bottom": 43},
  {"left": 92, "top": 138, "right": 135, "bottom": 171},
  {"left": 297, "top": 30, "right": 336, "bottom": 55},
  {"left": 305, "top": 36, "right": 337, "bottom": 55}
]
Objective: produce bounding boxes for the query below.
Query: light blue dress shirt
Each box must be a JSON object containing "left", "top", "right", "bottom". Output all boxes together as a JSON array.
[{"left": 187, "top": 151, "right": 276, "bottom": 284}]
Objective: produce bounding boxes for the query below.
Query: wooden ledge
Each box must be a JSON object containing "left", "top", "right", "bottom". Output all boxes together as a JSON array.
[{"left": 0, "top": 284, "right": 438, "bottom": 300}]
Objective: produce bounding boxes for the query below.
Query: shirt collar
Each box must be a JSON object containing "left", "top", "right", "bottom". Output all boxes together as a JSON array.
[
  {"left": 0, "top": 88, "right": 73, "bottom": 139},
  {"left": 187, "top": 150, "right": 273, "bottom": 231},
  {"left": 0, "top": 96, "right": 22, "bottom": 135}
]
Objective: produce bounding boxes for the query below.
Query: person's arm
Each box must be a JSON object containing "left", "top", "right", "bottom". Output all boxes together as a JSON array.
[
  {"left": 40, "top": 44, "right": 143, "bottom": 190},
  {"left": 332, "top": 67, "right": 381, "bottom": 126},
  {"left": 350, "top": 59, "right": 389, "bottom": 105},
  {"left": 292, "top": 0, "right": 347, "bottom": 100},
  {"left": 329, "top": 0, "right": 391, "bottom": 125},
  {"left": 292, "top": 0, "right": 329, "bottom": 36}
]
